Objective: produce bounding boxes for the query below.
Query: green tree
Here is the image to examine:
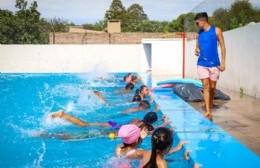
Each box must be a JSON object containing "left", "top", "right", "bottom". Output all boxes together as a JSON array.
[
  {"left": 165, "top": 20, "right": 182, "bottom": 32},
  {"left": 229, "top": 0, "right": 256, "bottom": 29},
  {"left": 0, "top": 0, "right": 49, "bottom": 44},
  {"left": 82, "top": 20, "right": 106, "bottom": 31},
  {"left": 212, "top": 8, "right": 230, "bottom": 31},
  {"left": 126, "top": 3, "right": 148, "bottom": 22},
  {"left": 48, "top": 18, "right": 69, "bottom": 32},
  {"left": 122, "top": 3, "right": 149, "bottom": 32},
  {"left": 165, "top": 13, "right": 196, "bottom": 32},
  {"left": 83, "top": 23, "right": 94, "bottom": 30},
  {"left": 0, "top": 9, "right": 16, "bottom": 43},
  {"left": 142, "top": 21, "right": 167, "bottom": 32},
  {"left": 105, "top": 0, "right": 126, "bottom": 25}
]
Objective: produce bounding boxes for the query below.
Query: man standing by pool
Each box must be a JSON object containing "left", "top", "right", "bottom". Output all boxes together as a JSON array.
[{"left": 194, "top": 12, "right": 226, "bottom": 118}]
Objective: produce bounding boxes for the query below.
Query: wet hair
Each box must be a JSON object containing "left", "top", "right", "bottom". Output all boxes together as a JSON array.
[
  {"left": 143, "top": 112, "right": 158, "bottom": 124},
  {"left": 123, "top": 75, "right": 127, "bottom": 81},
  {"left": 143, "top": 127, "right": 173, "bottom": 168},
  {"left": 139, "top": 122, "right": 154, "bottom": 132},
  {"left": 121, "top": 137, "right": 142, "bottom": 149},
  {"left": 132, "top": 75, "right": 138, "bottom": 82},
  {"left": 139, "top": 100, "right": 150, "bottom": 109},
  {"left": 194, "top": 12, "right": 208, "bottom": 22},
  {"left": 123, "top": 73, "right": 132, "bottom": 81},
  {"left": 135, "top": 89, "right": 140, "bottom": 95},
  {"left": 140, "top": 85, "right": 148, "bottom": 92},
  {"left": 132, "top": 94, "right": 142, "bottom": 102},
  {"left": 125, "top": 83, "right": 135, "bottom": 90}
]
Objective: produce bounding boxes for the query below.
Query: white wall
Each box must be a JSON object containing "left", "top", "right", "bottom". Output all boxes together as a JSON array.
[
  {"left": 185, "top": 23, "right": 260, "bottom": 98},
  {"left": 141, "top": 39, "right": 183, "bottom": 76},
  {"left": 0, "top": 45, "right": 141, "bottom": 73}
]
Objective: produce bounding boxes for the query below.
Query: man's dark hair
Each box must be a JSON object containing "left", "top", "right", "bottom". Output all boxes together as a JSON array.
[{"left": 194, "top": 12, "right": 208, "bottom": 22}]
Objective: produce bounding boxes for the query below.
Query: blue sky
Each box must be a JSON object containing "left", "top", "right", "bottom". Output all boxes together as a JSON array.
[{"left": 1, "top": 0, "right": 260, "bottom": 25}]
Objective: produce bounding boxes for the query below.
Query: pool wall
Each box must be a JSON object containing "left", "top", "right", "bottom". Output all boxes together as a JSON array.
[
  {"left": 0, "top": 39, "right": 183, "bottom": 77},
  {"left": 185, "top": 23, "right": 260, "bottom": 98},
  {"left": 0, "top": 45, "right": 142, "bottom": 73}
]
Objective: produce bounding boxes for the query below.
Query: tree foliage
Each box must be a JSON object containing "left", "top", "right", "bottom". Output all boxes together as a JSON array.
[
  {"left": 1, "top": 0, "right": 259, "bottom": 41},
  {"left": 83, "top": 20, "right": 106, "bottom": 31},
  {"left": 0, "top": 0, "right": 48, "bottom": 44},
  {"left": 105, "top": 0, "right": 126, "bottom": 24},
  {"left": 122, "top": 3, "right": 149, "bottom": 32},
  {"left": 212, "top": 8, "right": 230, "bottom": 31},
  {"left": 211, "top": 0, "right": 260, "bottom": 30},
  {"left": 48, "top": 18, "right": 69, "bottom": 32},
  {"left": 126, "top": 3, "right": 148, "bottom": 22}
]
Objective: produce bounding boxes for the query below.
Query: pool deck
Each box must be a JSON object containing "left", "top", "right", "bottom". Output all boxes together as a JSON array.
[
  {"left": 189, "top": 86, "right": 260, "bottom": 156},
  {"left": 143, "top": 75, "right": 260, "bottom": 167}
]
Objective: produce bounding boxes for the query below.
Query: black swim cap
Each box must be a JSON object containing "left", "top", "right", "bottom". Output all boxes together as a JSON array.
[{"left": 143, "top": 112, "right": 158, "bottom": 124}]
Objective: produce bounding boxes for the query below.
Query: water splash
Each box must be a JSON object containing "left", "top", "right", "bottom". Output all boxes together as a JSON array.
[
  {"left": 66, "top": 101, "right": 75, "bottom": 112},
  {"left": 33, "top": 141, "right": 46, "bottom": 168},
  {"left": 7, "top": 122, "right": 45, "bottom": 138},
  {"left": 41, "top": 113, "right": 71, "bottom": 128}
]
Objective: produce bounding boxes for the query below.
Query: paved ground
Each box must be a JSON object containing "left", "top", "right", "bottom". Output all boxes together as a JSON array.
[{"left": 189, "top": 86, "right": 260, "bottom": 156}]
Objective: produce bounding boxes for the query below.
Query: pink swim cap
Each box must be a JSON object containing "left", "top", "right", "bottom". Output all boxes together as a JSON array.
[
  {"left": 125, "top": 76, "right": 132, "bottom": 83},
  {"left": 118, "top": 124, "right": 141, "bottom": 144}
]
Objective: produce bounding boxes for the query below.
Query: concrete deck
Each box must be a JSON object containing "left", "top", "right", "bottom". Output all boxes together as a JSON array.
[{"left": 189, "top": 86, "right": 260, "bottom": 155}]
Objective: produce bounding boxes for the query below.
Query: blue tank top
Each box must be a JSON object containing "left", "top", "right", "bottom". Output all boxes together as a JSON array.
[{"left": 197, "top": 26, "right": 220, "bottom": 67}]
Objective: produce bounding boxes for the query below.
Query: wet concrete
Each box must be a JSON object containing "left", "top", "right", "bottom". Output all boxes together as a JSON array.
[{"left": 189, "top": 86, "right": 260, "bottom": 155}]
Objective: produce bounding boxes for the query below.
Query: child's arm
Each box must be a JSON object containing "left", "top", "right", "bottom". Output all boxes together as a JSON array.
[
  {"left": 124, "top": 107, "right": 143, "bottom": 113},
  {"left": 168, "top": 140, "right": 188, "bottom": 155}
]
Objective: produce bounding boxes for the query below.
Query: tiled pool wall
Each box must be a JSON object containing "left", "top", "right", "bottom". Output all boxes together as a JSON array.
[{"left": 141, "top": 74, "right": 260, "bottom": 168}]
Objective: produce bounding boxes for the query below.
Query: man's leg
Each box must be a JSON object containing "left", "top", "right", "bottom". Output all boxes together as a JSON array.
[
  {"left": 210, "top": 80, "right": 217, "bottom": 109},
  {"left": 201, "top": 78, "right": 211, "bottom": 117},
  {"left": 208, "top": 66, "right": 220, "bottom": 113}
]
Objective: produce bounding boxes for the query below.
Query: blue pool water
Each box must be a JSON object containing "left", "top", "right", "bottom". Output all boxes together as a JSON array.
[{"left": 0, "top": 73, "right": 192, "bottom": 168}]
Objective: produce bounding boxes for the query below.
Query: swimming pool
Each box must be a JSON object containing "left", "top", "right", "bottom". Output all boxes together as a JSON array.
[
  {"left": 0, "top": 73, "right": 192, "bottom": 168},
  {"left": 141, "top": 75, "right": 260, "bottom": 168}
]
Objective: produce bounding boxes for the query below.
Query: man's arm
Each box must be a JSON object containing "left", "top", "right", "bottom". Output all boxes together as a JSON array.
[
  {"left": 216, "top": 27, "right": 226, "bottom": 72},
  {"left": 195, "top": 33, "right": 200, "bottom": 56}
]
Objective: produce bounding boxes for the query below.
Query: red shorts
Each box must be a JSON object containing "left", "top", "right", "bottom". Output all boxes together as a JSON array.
[{"left": 197, "top": 66, "right": 220, "bottom": 81}]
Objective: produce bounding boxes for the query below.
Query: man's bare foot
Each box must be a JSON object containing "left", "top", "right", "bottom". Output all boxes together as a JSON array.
[
  {"left": 207, "top": 115, "right": 213, "bottom": 121},
  {"left": 51, "top": 110, "right": 64, "bottom": 118},
  {"left": 204, "top": 111, "right": 211, "bottom": 117}
]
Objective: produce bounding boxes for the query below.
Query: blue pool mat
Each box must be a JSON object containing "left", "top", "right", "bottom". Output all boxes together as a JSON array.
[{"left": 157, "top": 78, "right": 203, "bottom": 88}]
